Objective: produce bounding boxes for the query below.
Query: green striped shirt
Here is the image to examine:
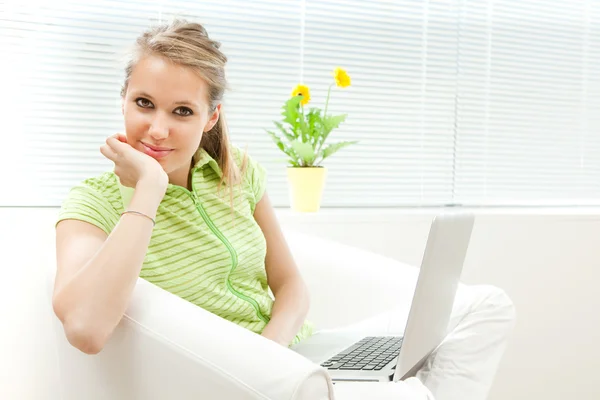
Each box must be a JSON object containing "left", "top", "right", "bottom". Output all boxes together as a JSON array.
[{"left": 56, "top": 146, "right": 313, "bottom": 345}]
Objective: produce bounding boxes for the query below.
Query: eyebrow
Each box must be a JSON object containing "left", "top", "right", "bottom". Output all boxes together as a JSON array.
[
  {"left": 173, "top": 100, "right": 198, "bottom": 108},
  {"left": 136, "top": 91, "right": 199, "bottom": 108}
]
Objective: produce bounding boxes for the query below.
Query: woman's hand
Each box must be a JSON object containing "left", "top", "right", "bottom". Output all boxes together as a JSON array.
[{"left": 100, "top": 133, "right": 168, "bottom": 193}]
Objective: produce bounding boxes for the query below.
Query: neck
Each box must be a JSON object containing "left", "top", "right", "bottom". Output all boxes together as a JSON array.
[{"left": 167, "top": 162, "right": 194, "bottom": 190}]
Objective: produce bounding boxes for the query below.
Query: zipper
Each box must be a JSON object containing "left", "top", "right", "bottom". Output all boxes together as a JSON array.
[{"left": 185, "top": 175, "right": 270, "bottom": 324}]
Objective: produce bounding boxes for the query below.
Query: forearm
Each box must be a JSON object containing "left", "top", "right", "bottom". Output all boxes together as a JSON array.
[
  {"left": 261, "top": 278, "right": 310, "bottom": 346},
  {"left": 54, "top": 181, "right": 164, "bottom": 346}
]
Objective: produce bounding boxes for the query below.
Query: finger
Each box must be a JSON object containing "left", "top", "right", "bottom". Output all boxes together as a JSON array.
[
  {"left": 108, "top": 133, "right": 129, "bottom": 145},
  {"left": 100, "top": 143, "right": 118, "bottom": 162},
  {"left": 114, "top": 133, "right": 128, "bottom": 143},
  {"left": 106, "top": 136, "right": 130, "bottom": 155}
]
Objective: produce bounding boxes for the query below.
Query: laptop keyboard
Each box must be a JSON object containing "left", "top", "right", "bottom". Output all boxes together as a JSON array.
[{"left": 320, "top": 336, "right": 403, "bottom": 371}]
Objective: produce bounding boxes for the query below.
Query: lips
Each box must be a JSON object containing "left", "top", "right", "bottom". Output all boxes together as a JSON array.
[{"left": 140, "top": 142, "right": 174, "bottom": 159}]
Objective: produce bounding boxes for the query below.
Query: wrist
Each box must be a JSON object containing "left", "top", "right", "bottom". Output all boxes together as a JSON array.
[
  {"left": 136, "top": 175, "right": 168, "bottom": 197},
  {"left": 130, "top": 180, "right": 166, "bottom": 218}
]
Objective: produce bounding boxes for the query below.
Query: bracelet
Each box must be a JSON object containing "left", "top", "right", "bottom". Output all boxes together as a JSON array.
[{"left": 121, "top": 210, "right": 156, "bottom": 226}]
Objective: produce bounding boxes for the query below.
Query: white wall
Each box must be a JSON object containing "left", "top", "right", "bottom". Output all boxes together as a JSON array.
[{"left": 1, "top": 207, "right": 599, "bottom": 400}]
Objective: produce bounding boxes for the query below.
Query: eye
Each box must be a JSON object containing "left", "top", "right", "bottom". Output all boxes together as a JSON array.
[
  {"left": 174, "top": 107, "right": 194, "bottom": 117},
  {"left": 135, "top": 97, "right": 154, "bottom": 108}
]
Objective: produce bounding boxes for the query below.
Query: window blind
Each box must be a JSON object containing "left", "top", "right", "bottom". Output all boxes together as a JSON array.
[
  {"left": 2, "top": 0, "right": 162, "bottom": 206},
  {"left": 301, "top": 0, "right": 459, "bottom": 207},
  {"left": 453, "top": 0, "right": 600, "bottom": 205},
  {"left": 1, "top": 0, "right": 598, "bottom": 208}
]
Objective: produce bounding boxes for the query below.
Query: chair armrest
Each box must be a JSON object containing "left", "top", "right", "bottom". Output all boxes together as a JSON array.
[
  {"left": 52, "top": 277, "right": 334, "bottom": 400},
  {"left": 283, "top": 230, "right": 421, "bottom": 330}
]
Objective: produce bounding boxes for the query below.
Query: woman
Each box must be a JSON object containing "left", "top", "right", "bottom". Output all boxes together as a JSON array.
[
  {"left": 53, "top": 19, "right": 515, "bottom": 400},
  {"left": 53, "top": 19, "right": 313, "bottom": 355}
]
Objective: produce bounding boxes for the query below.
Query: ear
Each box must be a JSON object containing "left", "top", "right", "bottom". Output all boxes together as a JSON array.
[
  {"left": 204, "top": 104, "right": 222, "bottom": 132},
  {"left": 121, "top": 98, "right": 125, "bottom": 115}
]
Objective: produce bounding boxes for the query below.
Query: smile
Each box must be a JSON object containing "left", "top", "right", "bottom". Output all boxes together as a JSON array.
[{"left": 141, "top": 142, "right": 174, "bottom": 159}]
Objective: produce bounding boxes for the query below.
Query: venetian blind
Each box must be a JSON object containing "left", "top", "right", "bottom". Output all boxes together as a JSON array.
[{"left": 1, "top": 0, "right": 598, "bottom": 207}]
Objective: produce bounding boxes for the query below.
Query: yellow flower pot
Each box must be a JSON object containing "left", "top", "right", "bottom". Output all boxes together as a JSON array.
[{"left": 287, "top": 167, "right": 327, "bottom": 212}]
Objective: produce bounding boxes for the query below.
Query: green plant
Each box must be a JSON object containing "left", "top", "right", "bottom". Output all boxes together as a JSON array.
[{"left": 266, "top": 68, "right": 358, "bottom": 167}]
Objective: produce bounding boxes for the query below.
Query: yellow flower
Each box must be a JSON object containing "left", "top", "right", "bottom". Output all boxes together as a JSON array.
[
  {"left": 291, "top": 84, "right": 311, "bottom": 105},
  {"left": 333, "top": 67, "right": 351, "bottom": 88}
]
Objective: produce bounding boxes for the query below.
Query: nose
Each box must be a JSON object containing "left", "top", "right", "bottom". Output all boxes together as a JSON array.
[{"left": 148, "top": 113, "right": 169, "bottom": 140}]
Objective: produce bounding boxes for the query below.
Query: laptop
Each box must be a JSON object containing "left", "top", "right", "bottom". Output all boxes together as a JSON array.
[{"left": 290, "top": 212, "right": 475, "bottom": 382}]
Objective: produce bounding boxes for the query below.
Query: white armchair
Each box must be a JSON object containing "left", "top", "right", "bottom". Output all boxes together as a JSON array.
[{"left": 47, "top": 230, "right": 429, "bottom": 400}]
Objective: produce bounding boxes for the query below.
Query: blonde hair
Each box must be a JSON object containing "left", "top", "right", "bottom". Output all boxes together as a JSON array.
[{"left": 121, "top": 18, "right": 245, "bottom": 197}]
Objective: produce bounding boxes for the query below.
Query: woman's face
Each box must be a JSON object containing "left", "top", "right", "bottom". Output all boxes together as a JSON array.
[{"left": 122, "top": 54, "right": 220, "bottom": 186}]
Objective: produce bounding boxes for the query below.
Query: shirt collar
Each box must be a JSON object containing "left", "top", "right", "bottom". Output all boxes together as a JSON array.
[{"left": 192, "top": 147, "right": 223, "bottom": 178}]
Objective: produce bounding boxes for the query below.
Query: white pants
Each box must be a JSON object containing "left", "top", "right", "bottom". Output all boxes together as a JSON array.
[{"left": 324, "top": 284, "right": 517, "bottom": 400}]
